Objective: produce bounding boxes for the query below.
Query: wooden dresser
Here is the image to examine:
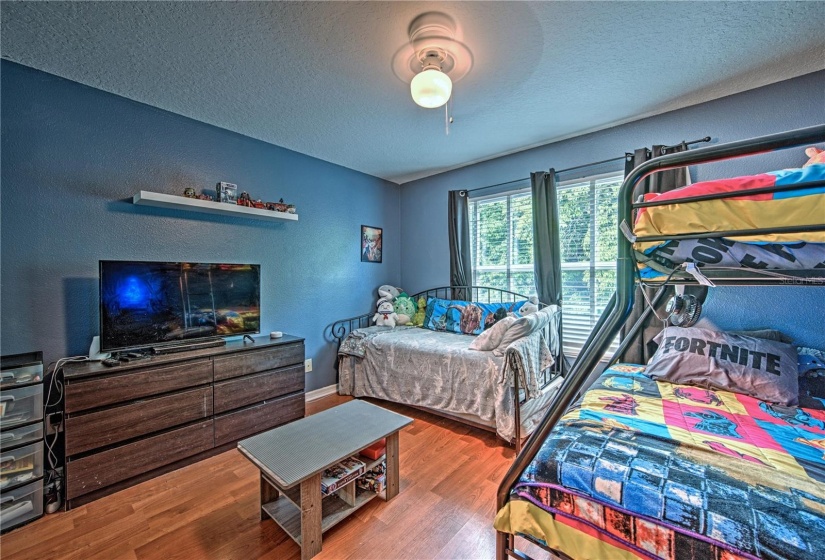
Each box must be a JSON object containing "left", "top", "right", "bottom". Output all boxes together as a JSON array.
[{"left": 62, "top": 335, "right": 305, "bottom": 508}]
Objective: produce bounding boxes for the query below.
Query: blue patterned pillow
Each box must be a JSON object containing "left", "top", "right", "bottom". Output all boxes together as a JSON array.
[
  {"left": 477, "top": 301, "right": 527, "bottom": 330},
  {"left": 423, "top": 298, "right": 526, "bottom": 335}
]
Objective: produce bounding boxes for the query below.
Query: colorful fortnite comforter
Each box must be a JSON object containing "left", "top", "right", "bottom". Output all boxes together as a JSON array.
[
  {"left": 633, "top": 164, "right": 825, "bottom": 279},
  {"left": 494, "top": 364, "right": 825, "bottom": 560}
]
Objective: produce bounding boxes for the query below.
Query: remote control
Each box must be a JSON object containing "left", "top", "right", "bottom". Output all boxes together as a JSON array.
[{"left": 102, "top": 358, "right": 120, "bottom": 367}]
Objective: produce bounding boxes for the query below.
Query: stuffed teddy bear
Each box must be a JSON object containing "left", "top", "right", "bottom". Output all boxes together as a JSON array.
[
  {"left": 393, "top": 292, "right": 415, "bottom": 326},
  {"left": 519, "top": 296, "right": 540, "bottom": 316},
  {"left": 410, "top": 297, "right": 427, "bottom": 327},
  {"left": 804, "top": 147, "right": 825, "bottom": 167},
  {"left": 372, "top": 299, "right": 398, "bottom": 327}
]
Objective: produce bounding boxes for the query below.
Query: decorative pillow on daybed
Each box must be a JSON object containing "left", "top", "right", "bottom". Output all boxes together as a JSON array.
[
  {"left": 645, "top": 326, "right": 799, "bottom": 405},
  {"left": 469, "top": 316, "right": 517, "bottom": 351},
  {"left": 491, "top": 307, "right": 556, "bottom": 356},
  {"left": 423, "top": 298, "right": 526, "bottom": 335}
]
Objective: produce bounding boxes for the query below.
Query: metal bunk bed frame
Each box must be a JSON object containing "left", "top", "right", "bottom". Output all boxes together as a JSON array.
[
  {"left": 330, "top": 285, "right": 563, "bottom": 452},
  {"left": 496, "top": 123, "right": 825, "bottom": 560}
]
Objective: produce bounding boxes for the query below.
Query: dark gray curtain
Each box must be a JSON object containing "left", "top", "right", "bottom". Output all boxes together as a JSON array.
[
  {"left": 448, "top": 190, "right": 472, "bottom": 300},
  {"left": 531, "top": 171, "right": 568, "bottom": 371},
  {"left": 619, "top": 143, "right": 694, "bottom": 364},
  {"left": 531, "top": 171, "right": 562, "bottom": 306}
]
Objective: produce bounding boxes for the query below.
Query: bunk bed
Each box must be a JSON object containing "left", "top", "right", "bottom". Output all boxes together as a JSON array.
[
  {"left": 331, "top": 286, "right": 563, "bottom": 451},
  {"left": 494, "top": 124, "right": 825, "bottom": 560}
]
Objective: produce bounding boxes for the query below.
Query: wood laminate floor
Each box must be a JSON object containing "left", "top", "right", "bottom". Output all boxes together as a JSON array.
[{"left": 0, "top": 395, "right": 547, "bottom": 560}]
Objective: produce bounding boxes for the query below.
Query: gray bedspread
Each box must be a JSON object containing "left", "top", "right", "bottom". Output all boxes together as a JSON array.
[{"left": 337, "top": 326, "right": 554, "bottom": 442}]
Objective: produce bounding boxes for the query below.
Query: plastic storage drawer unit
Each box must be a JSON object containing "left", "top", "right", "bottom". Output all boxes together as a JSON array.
[
  {"left": 0, "top": 385, "right": 44, "bottom": 430},
  {"left": 0, "top": 440, "right": 44, "bottom": 491},
  {"left": 0, "top": 423, "right": 44, "bottom": 452},
  {"left": 0, "top": 479, "right": 43, "bottom": 533},
  {"left": 0, "top": 362, "right": 43, "bottom": 390}
]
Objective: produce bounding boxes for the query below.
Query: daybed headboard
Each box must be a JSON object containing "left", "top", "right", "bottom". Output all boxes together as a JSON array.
[{"left": 329, "top": 285, "right": 551, "bottom": 344}]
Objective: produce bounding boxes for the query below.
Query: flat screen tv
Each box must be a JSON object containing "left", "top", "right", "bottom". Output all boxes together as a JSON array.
[{"left": 99, "top": 260, "right": 261, "bottom": 352}]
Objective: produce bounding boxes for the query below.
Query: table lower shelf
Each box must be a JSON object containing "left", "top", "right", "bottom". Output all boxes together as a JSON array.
[{"left": 262, "top": 486, "right": 384, "bottom": 545}]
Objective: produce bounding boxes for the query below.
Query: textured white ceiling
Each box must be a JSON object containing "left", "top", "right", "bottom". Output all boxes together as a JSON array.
[{"left": 2, "top": 2, "right": 823, "bottom": 184}]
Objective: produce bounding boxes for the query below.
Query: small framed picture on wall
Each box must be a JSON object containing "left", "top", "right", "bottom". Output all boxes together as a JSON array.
[{"left": 361, "top": 225, "right": 383, "bottom": 263}]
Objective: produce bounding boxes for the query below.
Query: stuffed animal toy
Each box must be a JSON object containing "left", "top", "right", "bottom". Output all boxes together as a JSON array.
[
  {"left": 411, "top": 297, "right": 427, "bottom": 327},
  {"left": 377, "top": 285, "right": 402, "bottom": 302},
  {"left": 520, "top": 296, "right": 540, "bottom": 316},
  {"left": 372, "top": 299, "right": 398, "bottom": 327},
  {"left": 804, "top": 147, "right": 825, "bottom": 167},
  {"left": 393, "top": 292, "right": 415, "bottom": 326}
]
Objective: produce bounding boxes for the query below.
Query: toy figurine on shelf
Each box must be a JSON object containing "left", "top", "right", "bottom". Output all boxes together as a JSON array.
[
  {"left": 287, "top": 204, "right": 297, "bottom": 214},
  {"left": 216, "top": 182, "right": 238, "bottom": 203},
  {"left": 237, "top": 191, "right": 254, "bottom": 207},
  {"left": 252, "top": 199, "right": 266, "bottom": 209},
  {"left": 197, "top": 193, "right": 213, "bottom": 201},
  {"left": 183, "top": 187, "right": 197, "bottom": 198},
  {"left": 266, "top": 198, "right": 289, "bottom": 212}
]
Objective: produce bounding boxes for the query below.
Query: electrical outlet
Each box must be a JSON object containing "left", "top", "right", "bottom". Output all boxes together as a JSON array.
[
  {"left": 304, "top": 359, "right": 312, "bottom": 373},
  {"left": 45, "top": 412, "right": 63, "bottom": 436}
]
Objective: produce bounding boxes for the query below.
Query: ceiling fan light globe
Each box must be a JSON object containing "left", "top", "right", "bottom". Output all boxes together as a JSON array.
[{"left": 410, "top": 68, "right": 452, "bottom": 108}]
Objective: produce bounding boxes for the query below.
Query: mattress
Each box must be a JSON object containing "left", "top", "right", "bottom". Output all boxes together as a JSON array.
[
  {"left": 494, "top": 364, "right": 825, "bottom": 560},
  {"left": 632, "top": 164, "right": 825, "bottom": 279},
  {"left": 337, "top": 326, "right": 559, "bottom": 442}
]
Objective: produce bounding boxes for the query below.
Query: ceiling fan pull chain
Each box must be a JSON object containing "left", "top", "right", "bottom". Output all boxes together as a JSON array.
[{"left": 444, "top": 97, "right": 455, "bottom": 136}]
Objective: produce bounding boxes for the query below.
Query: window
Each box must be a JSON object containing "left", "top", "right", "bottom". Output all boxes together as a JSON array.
[
  {"left": 468, "top": 172, "right": 623, "bottom": 357},
  {"left": 557, "top": 173, "right": 623, "bottom": 356},
  {"left": 469, "top": 189, "right": 535, "bottom": 296}
]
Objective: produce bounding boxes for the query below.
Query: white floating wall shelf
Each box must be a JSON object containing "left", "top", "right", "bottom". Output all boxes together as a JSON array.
[{"left": 132, "top": 191, "right": 299, "bottom": 222}]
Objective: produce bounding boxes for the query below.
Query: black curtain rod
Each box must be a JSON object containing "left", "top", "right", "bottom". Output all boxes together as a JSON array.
[{"left": 459, "top": 136, "right": 712, "bottom": 196}]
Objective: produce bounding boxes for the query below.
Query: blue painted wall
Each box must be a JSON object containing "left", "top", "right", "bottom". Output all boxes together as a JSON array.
[
  {"left": 400, "top": 70, "right": 825, "bottom": 349},
  {"left": 1, "top": 61, "right": 401, "bottom": 391}
]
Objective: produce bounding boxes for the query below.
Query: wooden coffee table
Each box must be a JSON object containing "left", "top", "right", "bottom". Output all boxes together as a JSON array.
[{"left": 237, "top": 400, "right": 413, "bottom": 560}]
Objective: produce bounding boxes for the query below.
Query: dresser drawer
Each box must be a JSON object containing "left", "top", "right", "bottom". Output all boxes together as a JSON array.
[
  {"left": 213, "top": 365, "right": 304, "bottom": 414},
  {"left": 66, "top": 420, "right": 213, "bottom": 500},
  {"left": 65, "top": 386, "right": 213, "bottom": 456},
  {"left": 214, "top": 393, "right": 304, "bottom": 447},
  {"left": 213, "top": 343, "right": 304, "bottom": 381},
  {"left": 65, "top": 359, "right": 213, "bottom": 413}
]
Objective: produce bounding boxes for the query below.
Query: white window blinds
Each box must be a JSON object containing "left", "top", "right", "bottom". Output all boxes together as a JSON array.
[
  {"left": 469, "top": 189, "right": 536, "bottom": 296},
  {"left": 557, "top": 174, "right": 622, "bottom": 356}
]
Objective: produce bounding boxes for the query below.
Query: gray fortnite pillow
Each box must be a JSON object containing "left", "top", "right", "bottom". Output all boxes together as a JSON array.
[{"left": 646, "top": 327, "right": 799, "bottom": 405}]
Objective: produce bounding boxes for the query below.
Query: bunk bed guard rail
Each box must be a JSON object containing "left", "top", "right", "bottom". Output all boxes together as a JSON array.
[{"left": 496, "top": 123, "right": 825, "bottom": 560}]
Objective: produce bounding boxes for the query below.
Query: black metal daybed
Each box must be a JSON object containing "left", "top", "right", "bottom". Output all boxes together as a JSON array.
[
  {"left": 495, "top": 124, "right": 825, "bottom": 560},
  {"left": 331, "top": 286, "right": 565, "bottom": 451}
]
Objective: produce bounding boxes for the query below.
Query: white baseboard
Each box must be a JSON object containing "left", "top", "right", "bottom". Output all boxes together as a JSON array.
[{"left": 305, "top": 384, "right": 338, "bottom": 402}]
